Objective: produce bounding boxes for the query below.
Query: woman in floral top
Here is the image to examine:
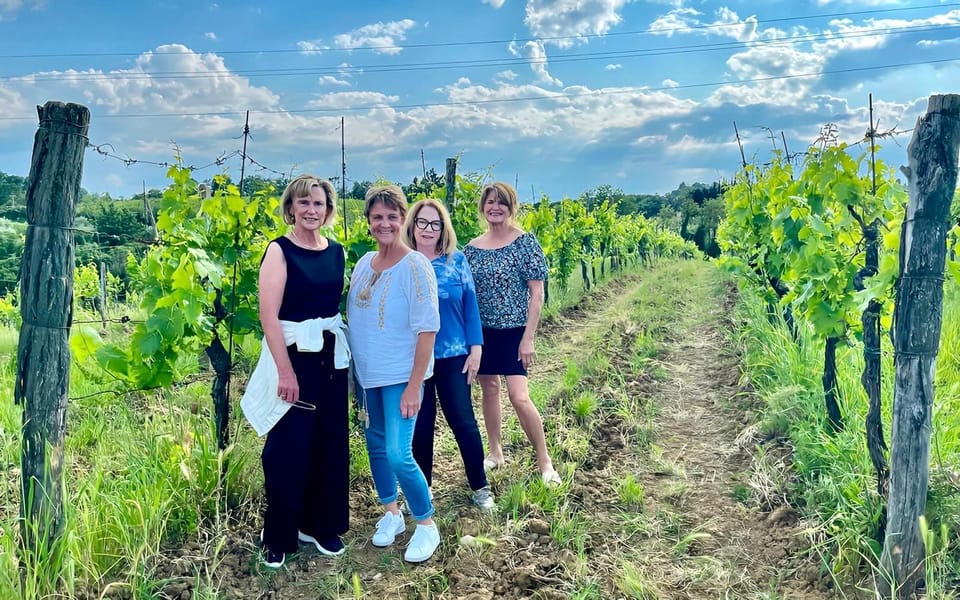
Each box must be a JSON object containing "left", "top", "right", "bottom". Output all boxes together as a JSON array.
[{"left": 464, "top": 182, "right": 560, "bottom": 486}]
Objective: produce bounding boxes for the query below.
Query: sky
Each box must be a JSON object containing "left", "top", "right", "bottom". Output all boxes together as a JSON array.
[{"left": 0, "top": 0, "right": 958, "bottom": 202}]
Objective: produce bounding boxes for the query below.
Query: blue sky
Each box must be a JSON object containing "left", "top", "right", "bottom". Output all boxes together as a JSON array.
[{"left": 1, "top": 0, "right": 958, "bottom": 202}]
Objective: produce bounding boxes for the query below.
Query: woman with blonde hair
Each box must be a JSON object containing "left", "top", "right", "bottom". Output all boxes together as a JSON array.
[
  {"left": 252, "top": 174, "right": 350, "bottom": 567},
  {"left": 464, "top": 182, "right": 559, "bottom": 485},
  {"left": 404, "top": 199, "right": 494, "bottom": 510}
]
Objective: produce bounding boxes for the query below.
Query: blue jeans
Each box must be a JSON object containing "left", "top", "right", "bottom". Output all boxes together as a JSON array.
[
  {"left": 413, "top": 356, "right": 488, "bottom": 491},
  {"left": 361, "top": 382, "right": 434, "bottom": 521}
]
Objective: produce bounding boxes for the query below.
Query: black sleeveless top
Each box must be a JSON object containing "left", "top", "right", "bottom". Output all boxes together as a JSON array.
[{"left": 267, "top": 236, "right": 344, "bottom": 322}]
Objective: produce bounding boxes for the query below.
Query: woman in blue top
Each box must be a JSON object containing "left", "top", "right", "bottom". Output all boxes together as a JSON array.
[
  {"left": 404, "top": 199, "right": 495, "bottom": 511},
  {"left": 464, "top": 182, "right": 560, "bottom": 486},
  {"left": 347, "top": 185, "right": 442, "bottom": 563}
]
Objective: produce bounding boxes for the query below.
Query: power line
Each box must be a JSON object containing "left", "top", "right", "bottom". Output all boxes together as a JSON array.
[
  {"left": 0, "top": 3, "right": 955, "bottom": 60},
  {"left": 4, "top": 22, "right": 957, "bottom": 84},
  {"left": 1, "top": 56, "right": 956, "bottom": 122}
]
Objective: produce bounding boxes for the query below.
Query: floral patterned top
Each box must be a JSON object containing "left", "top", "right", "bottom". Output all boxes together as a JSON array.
[
  {"left": 347, "top": 251, "right": 440, "bottom": 389},
  {"left": 464, "top": 232, "right": 548, "bottom": 330},
  {"left": 431, "top": 250, "right": 484, "bottom": 359}
]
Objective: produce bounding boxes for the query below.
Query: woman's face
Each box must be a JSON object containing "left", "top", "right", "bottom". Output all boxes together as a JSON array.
[
  {"left": 367, "top": 201, "right": 404, "bottom": 246},
  {"left": 412, "top": 204, "right": 442, "bottom": 253},
  {"left": 482, "top": 190, "right": 510, "bottom": 225},
  {"left": 291, "top": 185, "right": 327, "bottom": 229}
]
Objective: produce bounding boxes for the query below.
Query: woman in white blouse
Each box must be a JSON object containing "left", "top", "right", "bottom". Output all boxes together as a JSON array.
[{"left": 347, "top": 185, "right": 442, "bottom": 563}]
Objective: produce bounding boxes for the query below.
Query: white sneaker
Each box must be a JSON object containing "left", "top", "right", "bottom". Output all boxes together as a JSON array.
[
  {"left": 371, "top": 511, "right": 406, "bottom": 547},
  {"left": 404, "top": 523, "right": 440, "bottom": 563},
  {"left": 471, "top": 486, "right": 496, "bottom": 511}
]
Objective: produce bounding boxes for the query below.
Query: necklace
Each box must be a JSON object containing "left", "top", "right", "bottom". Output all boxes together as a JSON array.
[{"left": 291, "top": 229, "right": 323, "bottom": 249}]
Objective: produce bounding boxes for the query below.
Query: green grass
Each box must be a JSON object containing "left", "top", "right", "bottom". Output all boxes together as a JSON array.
[{"left": 731, "top": 270, "right": 960, "bottom": 590}]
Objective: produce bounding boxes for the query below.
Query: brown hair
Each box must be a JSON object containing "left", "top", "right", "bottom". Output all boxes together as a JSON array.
[
  {"left": 364, "top": 185, "right": 408, "bottom": 220},
  {"left": 403, "top": 198, "right": 457, "bottom": 257},
  {"left": 478, "top": 182, "right": 519, "bottom": 224},
  {"left": 281, "top": 175, "right": 337, "bottom": 226}
]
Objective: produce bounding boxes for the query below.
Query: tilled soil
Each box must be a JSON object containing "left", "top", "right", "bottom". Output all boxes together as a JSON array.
[{"left": 131, "top": 262, "right": 842, "bottom": 599}]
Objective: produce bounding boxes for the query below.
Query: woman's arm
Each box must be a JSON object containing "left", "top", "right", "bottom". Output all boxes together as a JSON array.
[
  {"left": 460, "top": 253, "right": 484, "bottom": 384},
  {"left": 259, "top": 242, "right": 299, "bottom": 404},
  {"left": 401, "top": 253, "right": 440, "bottom": 417},
  {"left": 518, "top": 279, "right": 544, "bottom": 369},
  {"left": 401, "top": 331, "right": 437, "bottom": 418}
]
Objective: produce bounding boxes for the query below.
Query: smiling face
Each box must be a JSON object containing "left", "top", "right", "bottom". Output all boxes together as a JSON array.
[
  {"left": 367, "top": 200, "right": 404, "bottom": 248},
  {"left": 291, "top": 185, "right": 328, "bottom": 232},
  {"left": 482, "top": 188, "right": 512, "bottom": 226},
  {"left": 412, "top": 204, "right": 442, "bottom": 254}
]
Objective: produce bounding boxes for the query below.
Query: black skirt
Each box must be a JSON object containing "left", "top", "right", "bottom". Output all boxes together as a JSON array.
[{"left": 478, "top": 326, "right": 528, "bottom": 377}]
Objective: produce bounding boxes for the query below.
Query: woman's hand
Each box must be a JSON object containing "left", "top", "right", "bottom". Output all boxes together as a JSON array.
[
  {"left": 462, "top": 346, "right": 482, "bottom": 385},
  {"left": 518, "top": 336, "right": 535, "bottom": 370},
  {"left": 400, "top": 384, "right": 422, "bottom": 418},
  {"left": 277, "top": 368, "right": 300, "bottom": 405}
]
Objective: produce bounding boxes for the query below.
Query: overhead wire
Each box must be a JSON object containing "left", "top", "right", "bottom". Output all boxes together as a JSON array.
[
  {"left": 3, "top": 21, "right": 958, "bottom": 83},
  {"left": 0, "top": 55, "right": 956, "bottom": 122},
  {"left": 0, "top": 2, "right": 956, "bottom": 59}
]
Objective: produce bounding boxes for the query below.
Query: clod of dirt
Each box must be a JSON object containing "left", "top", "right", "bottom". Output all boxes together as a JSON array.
[
  {"left": 766, "top": 503, "right": 798, "bottom": 525},
  {"left": 526, "top": 518, "right": 551, "bottom": 535}
]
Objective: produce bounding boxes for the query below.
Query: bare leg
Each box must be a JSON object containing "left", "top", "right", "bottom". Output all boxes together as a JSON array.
[
  {"left": 505, "top": 375, "right": 554, "bottom": 473},
  {"left": 478, "top": 375, "right": 503, "bottom": 464}
]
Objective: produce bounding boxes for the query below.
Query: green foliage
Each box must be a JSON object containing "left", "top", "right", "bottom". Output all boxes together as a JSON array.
[
  {"left": 0, "top": 218, "right": 25, "bottom": 296},
  {"left": 718, "top": 146, "right": 906, "bottom": 339},
  {"left": 94, "top": 164, "right": 284, "bottom": 387}
]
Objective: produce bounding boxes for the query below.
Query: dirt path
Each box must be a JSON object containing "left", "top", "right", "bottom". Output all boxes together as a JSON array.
[{"left": 150, "top": 260, "right": 838, "bottom": 599}]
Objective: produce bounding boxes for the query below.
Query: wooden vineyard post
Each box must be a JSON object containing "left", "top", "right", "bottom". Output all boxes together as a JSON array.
[
  {"left": 445, "top": 157, "right": 457, "bottom": 213},
  {"left": 15, "top": 101, "right": 89, "bottom": 566},
  {"left": 879, "top": 94, "right": 960, "bottom": 598}
]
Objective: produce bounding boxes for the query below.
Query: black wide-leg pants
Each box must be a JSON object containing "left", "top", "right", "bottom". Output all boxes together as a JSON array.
[{"left": 261, "top": 341, "right": 349, "bottom": 554}]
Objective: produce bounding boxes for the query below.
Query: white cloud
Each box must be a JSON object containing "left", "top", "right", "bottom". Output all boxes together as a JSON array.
[
  {"left": 525, "top": 0, "right": 630, "bottom": 48},
  {"left": 306, "top": 91, "right": 399, "bottom": 110},
  {"left": 509, "top": 40, "right": 562, "bottom": 86},
  {"left": 8, "top": 44, "right": 280, "bottom": 118},
  {"left": 319, "top": 75, "right": 351, "bottom": 87},
  {"left": 428, "top": 79, "right": 697, "bottom": 141},
  {"left": 709, "top": 45, "right": 826, "bottom": 106},
  {"left": 814, "top": 0, "right": 902, "bottom": 5},
  {"left": 605, "top": 64, "right": 622, "bottom": 71},
  {"left": 527, "top": 41, "right": 562, "bottom": 86},
  {"left": 662, "top": 78, "right": 679, "bottom": 88},
  {"left": 297, "top": 41, "right": 326, "bottom": 56},
  {"left": 917, "top": 37, "right": 960, "bottom": 48},
  {"left": 649, "top": 7, "right": 769, "bottom": 42},
  {"left": 495, "top": 69, "right": 519, "bottom": 81},
  {"left": 0, "top": 0, "right": 43, "bottom": 20},
  {"left": 204, "top": 32, "right": 217, "bottom": 40},
  {"left": 482, "top": 0, "right": 506, "bottom": 8},
  {"left": 333, "top": 19, "right": 417, "bottom": 55},
  {"left": 0, "top": 84, "right": 27, "bottom": 129}
]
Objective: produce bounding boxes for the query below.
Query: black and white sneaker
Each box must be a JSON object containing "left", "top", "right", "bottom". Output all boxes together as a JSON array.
[
  {"left": 298, "top": 531, "right": 346, "bottom": 557},
  {"left": 259, "top": 530, "right": 285, "bottom": 568}
]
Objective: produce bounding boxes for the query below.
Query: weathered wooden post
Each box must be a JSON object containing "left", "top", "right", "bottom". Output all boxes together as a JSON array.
[
  {"left": 879, "top": 93, "right": 960, "bottom": 598},
  {"left": 15, "top": 101, "right": 89, "bottom": 564},
  {"left": 445, "top": 157, "right": 457, "bottom": 213}
]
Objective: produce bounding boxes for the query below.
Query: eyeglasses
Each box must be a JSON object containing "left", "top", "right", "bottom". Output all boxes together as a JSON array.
[{"left": 414, "top": 218, "right": 443, "bottom": 232}]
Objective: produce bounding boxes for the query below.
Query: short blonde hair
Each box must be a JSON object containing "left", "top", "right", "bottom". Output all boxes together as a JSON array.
[
  {"left": 281, "top": 175, "right": 337, "bottom": 226},
  {"left": 403, "top": 198, "right": 458, "bottom": 257},
  {"left": 478, "top": 182, "right": 519, "bottom": 224},
  {"left": 364, "top": 185, "right": 408, "bottom": 221}
]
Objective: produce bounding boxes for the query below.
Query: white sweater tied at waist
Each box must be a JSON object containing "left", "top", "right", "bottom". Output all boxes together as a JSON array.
[{"left": 240, "top": 314, "right": 351, "bottom": 437}]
